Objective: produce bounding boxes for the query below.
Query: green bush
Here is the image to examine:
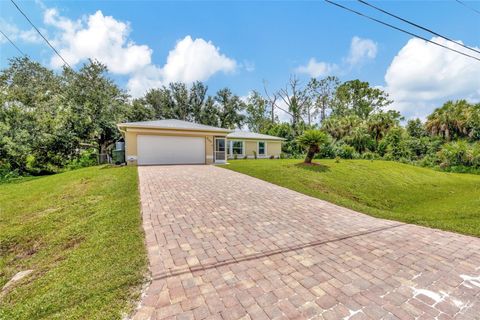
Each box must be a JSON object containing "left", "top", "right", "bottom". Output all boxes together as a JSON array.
[
  {"left": 335, "top": 144, "right": 356, "bottom": 159},
  {"left": 65, "top": 149, "right": 98, "bottom": 170},
  {"left": 437, "top": 140, "right": 469, "bottom": 167},
  {"left": 362, "top": 151, "right": 377, "bottom": 160},
  {"left": 315, "top": 142, "right": 335, "bottom": 159},
  {"left": 0, "top": 162, "right": 20, "bottom": 182}
]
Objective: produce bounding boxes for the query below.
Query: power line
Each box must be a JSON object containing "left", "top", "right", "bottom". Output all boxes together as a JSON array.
[
  {"left": 357, "top": 0, "right": 480, "bottom": 56},
  {"left": 324, "top": 0, "right": 480, "bottom": 62},
  {"left": 10, "top": 0, "right": 72, "bottom": 68},
  {"left": 0, "top": 29, "right": 26, "bottom": 56},
  {"left": 455, "top": 0, "right": 480, "bottom": 16}
]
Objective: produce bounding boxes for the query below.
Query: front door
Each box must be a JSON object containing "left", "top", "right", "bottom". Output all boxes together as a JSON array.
[{"left": 214, "top": 137, "right": 226, "bottom": 163}]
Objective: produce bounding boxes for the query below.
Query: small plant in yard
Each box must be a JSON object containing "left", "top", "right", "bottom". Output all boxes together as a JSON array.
[
  {"left": 253, "top": 151, "right": 257, "bottom": 159},
  {"left": 297, "top": 130, "right": 329, "bottom": 164},
  {"left": 233, "top": 154, "right": 238, "bottom": 160}
]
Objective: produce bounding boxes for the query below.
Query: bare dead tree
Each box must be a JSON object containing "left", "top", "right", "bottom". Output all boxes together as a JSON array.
[
  {"left": 276, "top": 75, "right": 310, "bottom": 132},
  {"left": 263, "top": 80, "right": 292, "bottom": 123}
]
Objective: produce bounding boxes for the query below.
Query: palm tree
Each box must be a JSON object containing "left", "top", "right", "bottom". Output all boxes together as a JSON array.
[
  {"left": 297, "top": 130, "right": 329, "bottom": 163},
  {"left": 424, "top": 100, "right": 480, "bottom": 141},
  {"left": 322, "top": 115, "right": 361, "bottom": 140},
  {"left": 367, "top": 110, "right": 401, "bottom": 142},
  {"left": 345, "top": 126, "right": 374, "bottom": 153}
]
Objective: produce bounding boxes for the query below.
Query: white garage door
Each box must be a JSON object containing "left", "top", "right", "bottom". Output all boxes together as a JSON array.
[{"left": 137, "top": 135, "right": 205, "bottom": 165}]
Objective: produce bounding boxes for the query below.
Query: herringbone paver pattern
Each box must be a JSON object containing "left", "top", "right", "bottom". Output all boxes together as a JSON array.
[{"left": 133, "top": 165, "right": 480, "bottom": 320}]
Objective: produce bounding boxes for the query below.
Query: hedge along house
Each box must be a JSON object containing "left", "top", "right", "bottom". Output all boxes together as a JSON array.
[{"left": 117, "top": 119, "right": 284, "bottom": 165}]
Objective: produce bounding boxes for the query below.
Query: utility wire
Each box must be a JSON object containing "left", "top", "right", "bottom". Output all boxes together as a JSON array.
[
  {"left": 10, "top": 0, "right": 71, "bottom": 68},
  {"left": 0, "top": 29, "right": 26, "bottom": 56},
  {"left": 455, "top": 0, "right": 480, "bottom": 16},
  {"left": 324, "top": 0, "right": 480, "bottom": 62},
  {"left": 357, "top": 0, "right": 480, "bottom": 56}
]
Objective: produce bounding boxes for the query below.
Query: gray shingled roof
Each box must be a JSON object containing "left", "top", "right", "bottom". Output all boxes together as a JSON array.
[
  {"left": 118, "top": 119, "right": 232, "bottom": 133},
  {"left": 227, "top": 131, "right": 285, "bottom": 141}
]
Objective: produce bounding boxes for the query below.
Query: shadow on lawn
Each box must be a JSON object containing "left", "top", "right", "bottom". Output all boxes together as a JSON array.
[{"left": 294, "top": 162, "right": 330, "bottom": 173}]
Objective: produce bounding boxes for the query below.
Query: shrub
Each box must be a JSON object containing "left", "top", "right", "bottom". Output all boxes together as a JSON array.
[
  {"left": 0, "top": 162, "right": 20, "bottom": 182},
  {"left": 437, "top": 140, "right": 469, "bottom": 167},
  {"left": 269, "top": 155, "right": 275, "bottom": 159},
  {"left": 418, "top": 154, "right": 440, "bottom": 168},
  {"left": 335, "top": 144, "right": 356, "bottom": 159},
  {"left": 362, "top": 151, "right": 377, "bottom": 160},
  {"left": 65, "top": 149, "right": 98, "bottom": 170},
  {"left": 471, "top": 143, "right": 480, "bottom": 167},
  {"left": 253, "top": 151, "right": 257, "bottom": 159},
  {"left": 315, "top": 142, "right": 335, "bottom": 159},
  {"left": 379, "top": 127, "right": 412, "bottom": 160},
  {"left": 233, "top": 154, "right": 238, "bottom": 160}
]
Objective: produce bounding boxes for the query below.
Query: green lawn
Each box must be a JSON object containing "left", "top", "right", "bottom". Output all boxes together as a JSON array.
[
  {"left": 224, "top": 159, "right": 480, "bottom": 237},
  {"left": 0, "top": 166, "right": 146, "bottom": 319}
]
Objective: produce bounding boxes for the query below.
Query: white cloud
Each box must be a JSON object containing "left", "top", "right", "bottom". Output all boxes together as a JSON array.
[
  {"left": 0, "top": 20, "right": 43, "bottom": 44},
  {"left": 295, "top": 58, "right": 337, "bottom": 78},
  {"left": 38, "top": 7, "right": 239, "bottom": 97},
  {"left": 161, "top": 36, "right": 236, "bottom": 84},
  {"left": 295, "top": 36, "right": 376, "bottom": 78},
  {"left": 346, "top": 36, "right": 377, "bottom": 66},
  {"left": 126, "top": 36, "right": 237, "bottom": 97},
  {"left": 44, "top": 9, "right": 152, "bottom": 74},
  {"left": 385, "top": 36, "right": 480, "bottom": 118},
  {"left": 126, "top": 65, "right": 164, "bottom": 98}
]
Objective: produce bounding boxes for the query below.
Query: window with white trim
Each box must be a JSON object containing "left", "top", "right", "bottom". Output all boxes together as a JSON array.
[
  {"left": 228, "top": 140, "right": 244, "bottom": 155},
  {"left": 258, "top": 141, "right": 266, "bottom": 155}
]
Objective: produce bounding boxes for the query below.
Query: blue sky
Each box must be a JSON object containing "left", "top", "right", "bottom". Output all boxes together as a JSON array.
[{"left": 1, "top": 0, "right": 479, "bottom": 120}]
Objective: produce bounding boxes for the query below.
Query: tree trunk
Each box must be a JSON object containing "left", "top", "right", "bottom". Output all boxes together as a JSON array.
[
  {"left": 98, "top": 139, "right": 110, "bottom": 164},
  {"left": 304, "top": 145, "right": 318, "bottom": 164},
  {"left": 320, "top": 101, "right": 327, "bottom": 124}
]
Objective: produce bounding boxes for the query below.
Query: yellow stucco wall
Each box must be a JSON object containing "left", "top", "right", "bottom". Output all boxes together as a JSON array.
[
  {"left": 228, "top": 139, "right": 283, "bottom": 159},
  {"left": 245, "top": 141, "right": 257, "bottom": 157},
  {"left": 205, "top": 136, "right": 214, "bottom": 164},
  {"left": 267, "top": 141, "right": 282, "bottom": 157},
  {"left": 122, "top": 128, "right": 222, "bottom": 165}
]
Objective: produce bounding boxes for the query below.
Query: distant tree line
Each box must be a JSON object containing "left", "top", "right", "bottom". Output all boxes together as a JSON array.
[{"left": 1, "top": 57, "right": 479, "bottom": 178}]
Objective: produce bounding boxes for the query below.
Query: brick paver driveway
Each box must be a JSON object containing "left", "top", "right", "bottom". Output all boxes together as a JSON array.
[{"left": 134, "top": 165, "right": 480, "bottom": 320}]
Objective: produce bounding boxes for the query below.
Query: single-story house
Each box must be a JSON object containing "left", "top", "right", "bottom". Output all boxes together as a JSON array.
[{"left": 117, "top": 119, "right": 285, "bottom": 165}]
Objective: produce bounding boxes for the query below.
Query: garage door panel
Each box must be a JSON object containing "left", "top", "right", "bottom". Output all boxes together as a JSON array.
[{"left": 137, "top": 135, "right": 205, "bottom": 165}]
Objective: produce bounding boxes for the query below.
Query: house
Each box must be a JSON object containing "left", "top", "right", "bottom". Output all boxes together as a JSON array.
[{"left": 117, "top": 119, "right": 285, "bottom": 165}]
